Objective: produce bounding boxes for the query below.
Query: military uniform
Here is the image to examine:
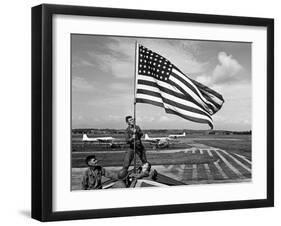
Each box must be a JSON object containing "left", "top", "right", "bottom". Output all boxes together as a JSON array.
[
  {"left": 131, "top": 166, "right": 158, "bottom": 180},
  {"left": 81, "top": 166, "right": 104, "bottom": 190},
  {"left": 82, "top": 166, "right": 124, "bottom": 189},
  {"left": 123, "top": 125, "right": 147, "bottom": 169}
]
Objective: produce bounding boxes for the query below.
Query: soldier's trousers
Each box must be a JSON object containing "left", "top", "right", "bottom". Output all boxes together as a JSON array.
[{"left": 122, "top": 147, "right": 147, "bottom": 169}]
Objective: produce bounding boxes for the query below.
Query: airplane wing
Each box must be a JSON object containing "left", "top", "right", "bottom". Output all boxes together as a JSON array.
[{"left": 149, "top": 139, "right": 160, "bottom": 143}]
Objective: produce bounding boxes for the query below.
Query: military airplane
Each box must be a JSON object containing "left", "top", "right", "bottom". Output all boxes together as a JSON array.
[
  {"left": 144, "top": 134, "right": 170, "bottom": 149},
  {"left": 168, "top": 132, "right": 186, "bottom": 139},
  {"left": 82, "top": 134, "right": 115, "bottom": 142}
]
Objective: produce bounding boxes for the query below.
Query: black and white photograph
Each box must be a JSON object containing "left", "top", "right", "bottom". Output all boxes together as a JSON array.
[
  {"left": 71, "top": 35, "right": 252, "bottom": 191},
  {"left": 29, "top": 2, "right": 274, "bottom": 222}
]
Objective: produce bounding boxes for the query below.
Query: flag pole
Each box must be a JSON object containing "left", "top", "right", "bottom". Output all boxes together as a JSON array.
[{"left": 133, "top": 41, "right": 138, "bottom": 173}]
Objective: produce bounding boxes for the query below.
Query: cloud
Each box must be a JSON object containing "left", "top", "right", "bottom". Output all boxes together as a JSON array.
[
  {"left": 86, "top": 52, "right": 134, "bottom": 79},
  {"left": 72, "top": 36, "right": 134, "bottom": 79},
  {"left": 137, "top": 115, "right": 155, "bottom": 123},
  {"left": 72, "top": 57, "right": 96, "bottom": 68},
  {"left": 108, "top": 82, "right": 130, "bottom": 91},
  {"left": 195, "top": 52, "right": 245, "bottom": 87},
  {"left": 212, "top": 52, "right": 243, "bottom": 84},
  {"left": 139, "top": 39, "right": 208, "bottom": 74},
  {"left": 73, "top": 36, "right": 209, "bottom": 80},
  {"left": 195, "top": 73, "right": 213, "bottom": 86},
  {"left": 72, "top": 77, "right": 94, "bottom": 92}
]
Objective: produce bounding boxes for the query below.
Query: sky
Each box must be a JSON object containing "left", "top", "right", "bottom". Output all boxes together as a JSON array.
[{"left": 71, "top": 34, "right": 251, "bottom": 131}]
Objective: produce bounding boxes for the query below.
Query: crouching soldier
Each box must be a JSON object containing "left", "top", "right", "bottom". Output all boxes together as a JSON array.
[
  {"left": 130, "top": 162, "right": 157, "bottom": 180},
  {"left": 82, "top": 155, "right": 104, "bottom": 190},
  {"left": 110, "top": 168, "right": 131, "bottom": 189},
  {"left": 82, "top": 155, "right": 132, "bottom": 190}
]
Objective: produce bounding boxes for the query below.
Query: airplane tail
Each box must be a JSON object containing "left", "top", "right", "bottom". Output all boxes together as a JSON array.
[
  {"left": 144, "top": 134, "right": 149, "bottom": 140},
  {"left": 82, "top": 133, "right": 88, "bottom": 141},
  {"left": 183, "top": 132, "right": 186, "bottom": 136}
]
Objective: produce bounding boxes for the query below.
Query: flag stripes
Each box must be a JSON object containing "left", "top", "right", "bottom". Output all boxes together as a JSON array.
[
  {"left": 135, "top": 44, "right": 224, "bottom": 128},
  {"left": 171, "top": 69, "right": 218, "bottom": 113},
  {"left": 137, "top": 88, "right": 212, "bottom": 119},
  {"left": 136, "top": 94, "right": 213, "bottom": 127},
  {"left": 137, "top": 77, "right": 212, "bottom": 114},
  {"left": 191, "top": 78, "right": 224, "bottom": 105},
  {"left": 136, "top": 75, "right": 213, "bottom": 119}
]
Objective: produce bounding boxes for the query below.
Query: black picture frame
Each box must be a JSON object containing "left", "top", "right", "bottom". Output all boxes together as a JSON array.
[{"left": 31, "top": 4, "right": 274, "bottom": 222}]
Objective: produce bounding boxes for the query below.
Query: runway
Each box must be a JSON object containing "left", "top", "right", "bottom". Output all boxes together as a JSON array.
[{"left": 71, "top": 146, "right": 251, "bottom": 190}]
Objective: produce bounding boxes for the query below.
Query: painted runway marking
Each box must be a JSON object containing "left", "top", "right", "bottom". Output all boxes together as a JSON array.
[
  {"left": 214, "top": 150, "right": 245, "bottom": 179},
  {"left": 218, "top": 149, "right": 251, "bottom": 173},
  {"left": 179, "top": 164, "right": 186, "bottom": 170},
  {"left": 233, "top": 153, "right": 252, "bottom": 165},
  {"left": 207, "top": 149, "right": 213, "bottom": 157},
  {"left": 213, "top": 160, "right": 228, "bottom": 179},
  {"left": 192, "top": 164, "right": 198, "bottom": 180},
  {"left": 203, "top": 163, "right": 213, "bottom": 180},
  {"left": 180, "top": 164, "right": 191, "bottom": 181}
]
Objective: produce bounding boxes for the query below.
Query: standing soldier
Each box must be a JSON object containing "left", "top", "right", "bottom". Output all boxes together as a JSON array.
[{"left": 123, "top": 115, "right": 148, "bottom": 170}]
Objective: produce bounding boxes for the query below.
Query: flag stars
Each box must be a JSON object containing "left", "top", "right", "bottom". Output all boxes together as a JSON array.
[{"left": 138, "top": 45, "right": 172, "bottom": 79}]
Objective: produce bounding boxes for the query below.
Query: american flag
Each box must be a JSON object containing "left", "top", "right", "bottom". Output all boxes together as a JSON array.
[{"left": 135, "top": 44, "right": 224, "bottom": 129}]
